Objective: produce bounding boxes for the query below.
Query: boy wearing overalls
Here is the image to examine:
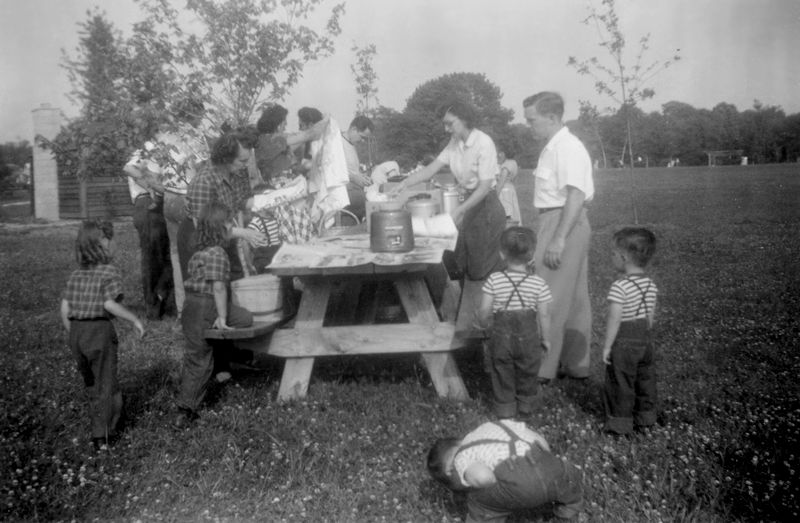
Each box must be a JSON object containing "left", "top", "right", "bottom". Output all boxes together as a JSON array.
[
  {"left": 478, "top": 227, "right": 552, "bottom": 419},
  {"left": 427, "top": 419, "right": 584, "bottom": 521},
  {"left": 602, "top": 227, "right": 659, "bottom": 434}
]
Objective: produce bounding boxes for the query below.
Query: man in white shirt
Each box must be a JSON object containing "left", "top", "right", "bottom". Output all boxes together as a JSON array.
[
  {"left": 340, "top": 115, "right": 374, "bottom": 221},
  {"left": 524, "top": 92, "right": 594, "bottom": 382}
]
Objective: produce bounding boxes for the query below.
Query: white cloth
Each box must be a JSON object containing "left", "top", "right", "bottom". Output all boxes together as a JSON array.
[
  {"left": 533, "top": 126, "right": 594, "bottom": 208},
  {"left": 307, "top": 118, "right": 350, "bottom": 220},
  {"left": 436, "top": 129, "right": 499, "bottom": 190}
]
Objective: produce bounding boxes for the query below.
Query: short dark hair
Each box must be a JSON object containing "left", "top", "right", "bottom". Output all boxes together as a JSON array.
[
  {"left": 257, "top": 104, "right": 289, "bottom": 134},
  {"left": 522, "top": 92, "right": 564, "bottom": 120},
  {"left": 613, "top": 227, "right": 657, "bottom": 267},
  {"left": 427, "top": 438, "right": 461, "bottom": 488},
  {"left": 438, "top": 99, "right": 478, "bottom": 129},
  {"left": 209, "top": 133, "right": 243, "bottom": 166},
  {"left": 298, "top": 107, "right": 324, "bottom": 126},
  {"left": 75, "top": 219, "right": 113, "bottom": 268},
  {"left": 500, "top": 226, "right": 537, "bottom": 264},
  {"left": 234, "top": 124, "right": 260, "bottom": 150},
  {"left": 196, "top": 201, "right": 231, "bottom": 250},
  {"left": 349, "top": 115, "right": 374, "bottom": 133}
]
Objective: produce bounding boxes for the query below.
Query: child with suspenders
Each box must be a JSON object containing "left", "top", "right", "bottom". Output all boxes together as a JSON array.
[
  {"left": 427, "top": 419, "right": 584, "bottom": 521},
  {"left": 478, "top": 227, "right": 553, "bottom": 419},
  {"left": 602, "top": 227, "right": 659, "bottom": 435}
]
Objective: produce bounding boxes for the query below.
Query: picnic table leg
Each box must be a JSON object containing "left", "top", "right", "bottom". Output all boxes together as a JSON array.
[
  {"left": 276, "top": 279, "right": 331, "bottom": 401},
  {"left": 394, "top": 277, "right": 469, "bottom": 401}
]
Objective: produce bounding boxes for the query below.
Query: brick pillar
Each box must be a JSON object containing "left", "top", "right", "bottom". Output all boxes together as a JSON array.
[{"left": 31, "top": 103, "right": 63, "bottom": 221}]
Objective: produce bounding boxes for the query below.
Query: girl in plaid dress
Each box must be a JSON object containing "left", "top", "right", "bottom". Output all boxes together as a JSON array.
[
  {"left": 175, "top": 202, "right": 253, "bottom": 428},
  {"left": 60, "top": 220, "right": 145, "bottom": 450}
]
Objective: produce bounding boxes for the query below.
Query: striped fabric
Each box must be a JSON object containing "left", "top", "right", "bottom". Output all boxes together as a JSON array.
[
  {"left": 482, "top": 271, "right": 552, "bottom": 312},
  {"left": 607, "top": 274, "right": 658, "bottom": 321},
  {"left": 453, "top": 420, "right": 550, "bottom": 486},
  {"left": 247, "top": 214, "right": 281, "bottom": 245}
]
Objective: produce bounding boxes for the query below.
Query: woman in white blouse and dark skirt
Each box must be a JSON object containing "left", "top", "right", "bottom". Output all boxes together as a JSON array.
[{"left": 394, "top": 100, "right": 506, "bottom": 333}]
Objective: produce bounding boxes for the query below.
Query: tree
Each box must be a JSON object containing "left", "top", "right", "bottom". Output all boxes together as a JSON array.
[
  {"left": 576, "top": 101, "right": 608, "bottom": 167},
  {"left": 740, "top": 100, "right": 785, "bottom": 163},
  {"left": 568, "top": 0, "right": 680, "bottom": 221},
  {"left": 135, "top": 0, "right": 345, "bottom": 127},
  {"left": 377, "top": 72, "right": 514, "bottom": 165},
  {"left": 350, "top": 43, "right": 379, "bottom": 115}
]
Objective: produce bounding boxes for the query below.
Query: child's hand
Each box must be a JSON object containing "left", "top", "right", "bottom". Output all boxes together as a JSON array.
[
  {"left": 541, "top": 341, "right": 550, "bottom": 353},
  {"left": 133, "top": 319, "right": 145, "bottom": 339},
  {"left": 602, "top": 347, "right": 612, "bottom": 365},
  {"left": 213, "top": 317, "right": 232, "bottom": 330}
]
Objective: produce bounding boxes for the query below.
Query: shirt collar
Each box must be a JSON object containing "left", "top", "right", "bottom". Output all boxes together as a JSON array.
[{"left": 543, "top": 126, "right": 569, "bottom": 152}]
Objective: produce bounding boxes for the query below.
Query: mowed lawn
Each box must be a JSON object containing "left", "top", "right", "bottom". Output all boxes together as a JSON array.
[{"left": 1, "top": 164, "right": 799, "bottom": 522}]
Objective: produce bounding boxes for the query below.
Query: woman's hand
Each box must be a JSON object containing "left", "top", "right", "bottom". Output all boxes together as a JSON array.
[{"left": 233, "top": 226, "right": 268, "bottom": 246}]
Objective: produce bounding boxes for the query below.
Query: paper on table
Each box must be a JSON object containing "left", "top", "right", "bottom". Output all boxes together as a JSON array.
[{"left": 267, "top": 232, "right": 457, "bottom": 269}]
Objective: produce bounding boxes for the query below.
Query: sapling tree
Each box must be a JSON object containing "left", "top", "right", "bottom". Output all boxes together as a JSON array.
[
  {"left": 568, "top": 0, "right": 680, "bottom": 222},
  {"left": 134, "top": 0, "right": 346, "bottom": 127},
  {"left": 350, "top": 43, "right": 379, "bottom": 115}
]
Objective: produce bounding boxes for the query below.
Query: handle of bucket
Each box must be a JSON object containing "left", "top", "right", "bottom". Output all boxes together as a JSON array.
[{"left": 318, "top": 208, "right": 360, "bottom": 236}]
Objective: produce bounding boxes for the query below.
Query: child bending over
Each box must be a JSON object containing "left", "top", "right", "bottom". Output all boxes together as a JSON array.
[
  {"left": 478, "top": 226, "right": 552, "bottom": 419},
  {"left": 427, "top": 419, "right": 583, "bottom": 521},
  {"left": 60, "top": 220, "right": 145, "bottom": 450},
  {"left": 175, "top": 201, "right": 253, "bottom": 428},
  {"left": 602, "top": 227, "right": 659, "bottom": 435}
]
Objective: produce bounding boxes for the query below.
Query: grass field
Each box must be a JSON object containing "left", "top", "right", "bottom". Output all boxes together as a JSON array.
[{"left": 1, "top": 164, "right": 799, "bottom": 522}]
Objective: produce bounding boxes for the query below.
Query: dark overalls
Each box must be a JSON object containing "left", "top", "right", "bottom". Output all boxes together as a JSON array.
[
  {"left": 603, "top": 277, "right": 657, "bottom": 434},
  {"left": 487, "top": 272, "right": 541, "bottom": 419},
  {"left": 457, "top": 422, "right": 584, "bottom": 522}
]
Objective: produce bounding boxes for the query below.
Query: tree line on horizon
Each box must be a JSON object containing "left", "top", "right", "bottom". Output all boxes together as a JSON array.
[{"left": 27, "top": 3, "right": 800, "bottom": 185}]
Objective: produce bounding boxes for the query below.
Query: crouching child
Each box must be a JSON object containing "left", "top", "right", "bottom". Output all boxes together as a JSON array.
[{"left": 427, "top": 419, "right": 583, "bottom": 522}]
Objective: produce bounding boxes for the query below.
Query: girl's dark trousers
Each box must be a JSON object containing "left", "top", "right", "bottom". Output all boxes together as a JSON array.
[
  {"left": 603, "top": 318, "right": 657, "bottom": 434},
  {"left": 178, "top": 293, "right": 253, "bottom": 412},
  {"left": 69, "top": 318, "right": 122, "bottom": 439}
]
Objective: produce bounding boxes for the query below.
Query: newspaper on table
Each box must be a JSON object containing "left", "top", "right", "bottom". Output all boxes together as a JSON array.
[{"left": 267, "top": 233, "right": 457, "bottom": 269}]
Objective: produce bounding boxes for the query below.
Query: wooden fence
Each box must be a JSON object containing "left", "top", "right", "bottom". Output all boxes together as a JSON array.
[{"left": 58, "top": 175, "right": 134, "bottom": 219}]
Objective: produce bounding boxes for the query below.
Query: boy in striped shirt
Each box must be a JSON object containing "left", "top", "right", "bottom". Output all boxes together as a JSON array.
[
  {"left": 602, "top": 227, "right": 659, "bottom": 435},
  {"left": 478, "top": 227, "right": 552, "bottom": 420}
]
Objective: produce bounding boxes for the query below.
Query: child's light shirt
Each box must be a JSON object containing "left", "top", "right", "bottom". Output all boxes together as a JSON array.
[
  {"left": 482, "top": 271, "right": 552, "bottom": 312},
  {"left": 62, "top": 264, "right": 123, "bottom": 319},
  {"left": 453, "top": 420, "right": 550, "bottom": 486},
  {"left": 184, "top": 246, "right": 230, "bottom": 295},
  {"left": 607, "top": 274, "right": 658, "bottom": 322}
]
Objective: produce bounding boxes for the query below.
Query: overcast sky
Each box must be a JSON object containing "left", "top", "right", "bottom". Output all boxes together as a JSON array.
[{"left": 1, "top": 0, "right": 798, "bottom": 143}]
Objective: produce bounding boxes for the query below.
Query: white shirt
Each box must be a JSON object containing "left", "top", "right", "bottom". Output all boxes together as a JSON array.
[
  {"left": 437, "top": 129, "right": 499, "bottom": 191},
  {"left": 533, "top": 126, "right": 594, "bottom": 208}
]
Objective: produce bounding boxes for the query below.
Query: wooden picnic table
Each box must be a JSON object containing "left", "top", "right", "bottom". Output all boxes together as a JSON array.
[{"left": 252, "top": 258, "right": 469, "bottom": 402}]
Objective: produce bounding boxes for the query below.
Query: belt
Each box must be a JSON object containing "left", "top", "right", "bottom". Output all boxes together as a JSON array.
[{"left": 538, "top": 206, "right": 563, "bottom": 214}]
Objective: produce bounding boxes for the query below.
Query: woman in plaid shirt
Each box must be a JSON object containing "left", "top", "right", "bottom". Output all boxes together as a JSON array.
[
  {"left": 175, "top": 201, "right": 254, "bottom": 428},
  {"left": 60, "top": 220, "right": 145, "bottom": 450}
]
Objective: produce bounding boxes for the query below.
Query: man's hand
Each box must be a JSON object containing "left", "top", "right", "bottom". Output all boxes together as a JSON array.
[
  {"left": 450, "top": 206, "right": 465, "bottom": 228},
  {"left": 543, "top": 237, "right": 566, "bottom": 270},
  {"left": 603, "top": 347, "right": 612, "bottom": 365},
  {"left": 235, "top": 227, "right": 268, "bottom": 246}
]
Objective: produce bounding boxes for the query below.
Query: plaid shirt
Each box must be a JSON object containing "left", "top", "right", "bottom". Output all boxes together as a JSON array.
[
  {"left": 184, "top": 246, "right": 230, "bottom": 295},
  {"left": 186, "top": 163, "right": 252, "bottom": 220},
  {"left": 62, "top": 264, "right": 123, "bottom": 319}
]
